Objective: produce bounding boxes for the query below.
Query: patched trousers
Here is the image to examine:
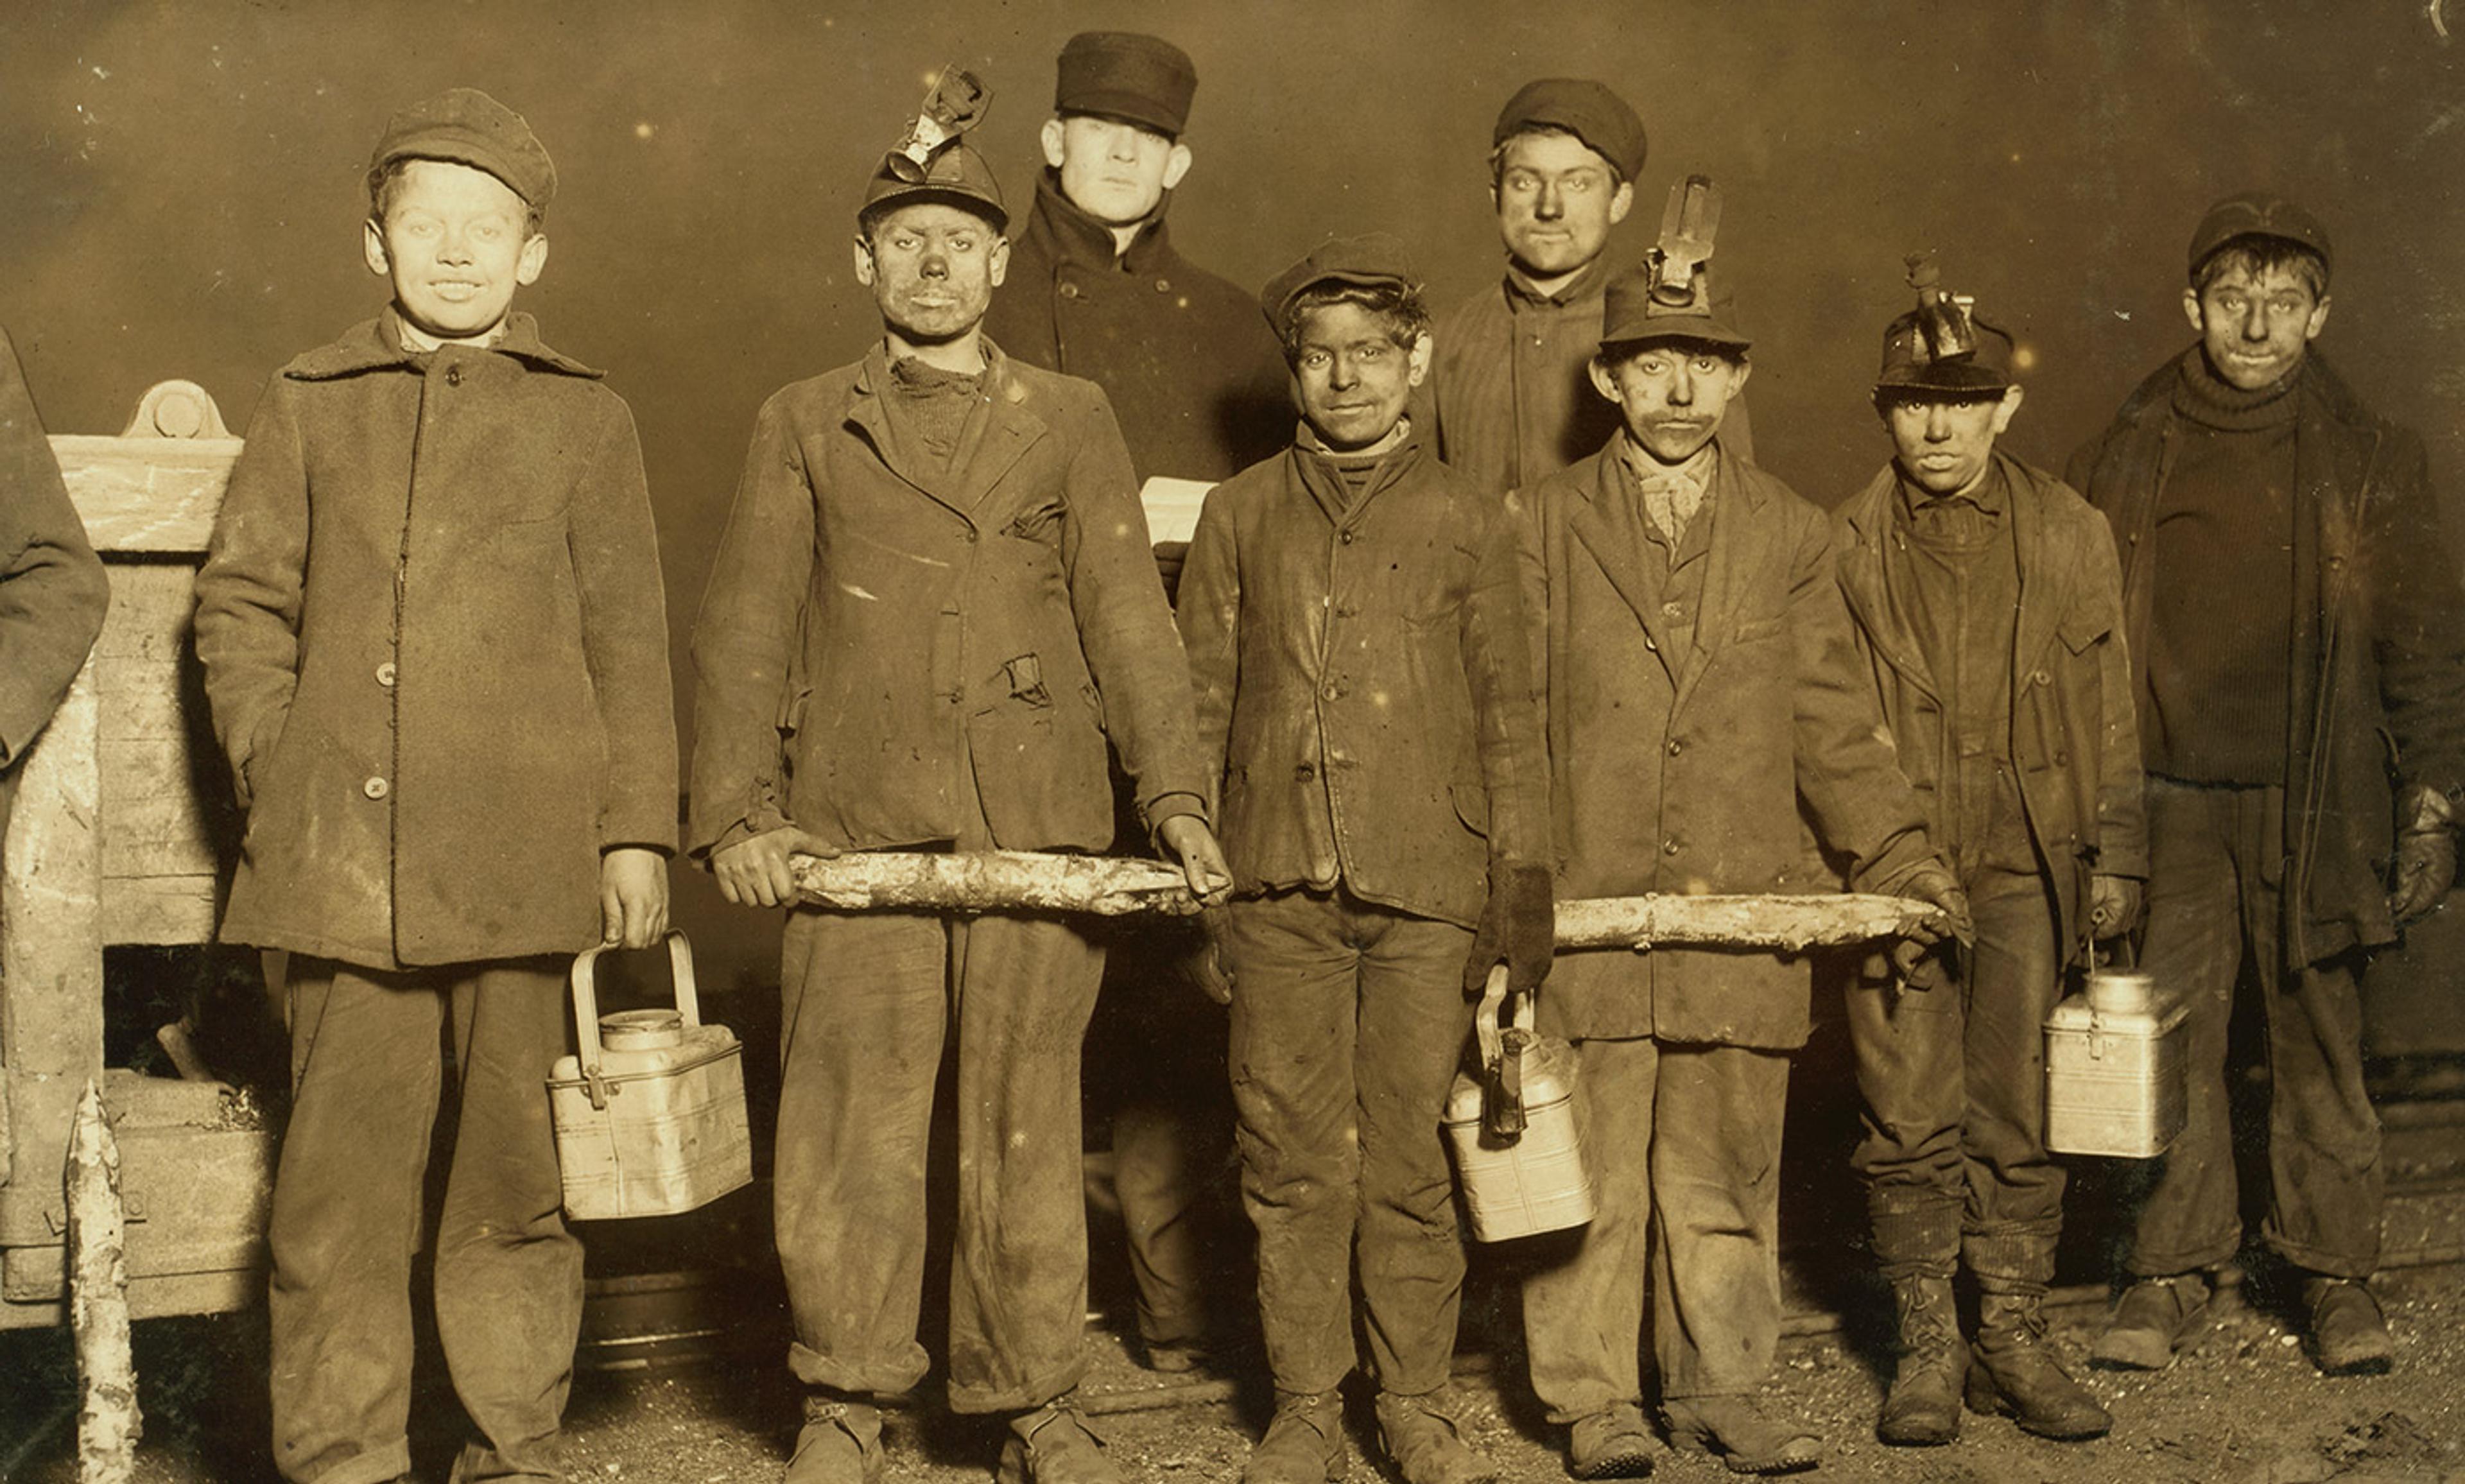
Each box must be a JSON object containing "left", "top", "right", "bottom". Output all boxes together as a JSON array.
[
  {"left": 2125, "top": 778, "right": 2382, "bottom": 1279},
  {"left": 1225, "top": 886, "right": 1476, "bottom": 1399},
  {"left": 1521, "top": 1036, "right": 1790, "bottom": 1421},
  {"left": 268, "top": 956, "right": 579, "bottom": 1484},
  {"left": 774, "top": 903, "right": 1107, "bottom": 1413}
]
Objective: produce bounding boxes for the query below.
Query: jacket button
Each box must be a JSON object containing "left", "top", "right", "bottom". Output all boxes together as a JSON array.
[
  {"left": 2055, "top": 751, "right": 2070, "bottom": 766},
  {"left": 1060, "top": 282, "right": 1082, "bottom": 300},
  {"left": 1294, "top": 762, "right": 1317, "bottom": 781},
  {"left": 964, "top": 529, "right": 978, "bottom": 543},
  {"left": 376, "top": 662, "right": 397, "bottom": 687},
  {"left": 445, "top": 365, "right": 462, "bottom": 386},
  {"left": 1666, "top": 739, "right": 1683, "bottom": 757},
  {"left": 1663, "top": 838, "right": 1681, "bottom": 856},
  {"left": 1644, "top": 637, "right": 1658, "bottom": 652},
  {"left": 363, "top": 776, "right": 390, "bottom": 800},
  {"left": 1339, "top": 530, "right": 1356, "bottom": 544},
  {"left": 1321, "top": 682, "right": 1343, "bottom": 701},
  {"left": 2033, "top": 670, "right": 2052, "bottom": 686},
  {"left": 1154, "top": 278, "right": 1171, "bottom": 293}
]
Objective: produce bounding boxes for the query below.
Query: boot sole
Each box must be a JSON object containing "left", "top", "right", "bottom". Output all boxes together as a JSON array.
[
  {"left": 1962, "top": 1377, "right": 2112, "bottom": 1440},
  {"left": 1667, "top": 1431, "right": 1819, "bottom": 1476},
  {"left": 2086, "top": 1335, "right": 2177, "bottom": 1371},
  {"left": 1876, "top": 1420, "right": 1959, "bottom": 1447},
  {"left": 2316, "top": 1352, "right": 2394, "bottom": 1378},
  {"left": 1568, "top": 1440, "right": 1657, "bottom": 1478}
]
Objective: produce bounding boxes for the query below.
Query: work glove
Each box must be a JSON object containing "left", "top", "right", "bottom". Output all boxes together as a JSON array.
[
  {"left": 2086, "top": 873, "right": 2145, "bottom": 943},
  {"left": 1887, "top": 861, "right": 1974, "bottom": 988},
  {"left": 2389, "top": 784, "right": 2461, "bottom": 926},
  {"left": 1465, "top": 861, "right": 1556, "bottom": 998}
]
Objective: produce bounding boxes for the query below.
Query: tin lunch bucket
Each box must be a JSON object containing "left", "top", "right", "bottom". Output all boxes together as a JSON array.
[
  {"left": 2043, "top": 957, "right": 2190, "bottom": 1159},
  {"left": 1444, "top": 965, "right": 1596, "bottom": 1241},
  {"left": 548, "top": 931, "right": 754, "bottom": 1220}
]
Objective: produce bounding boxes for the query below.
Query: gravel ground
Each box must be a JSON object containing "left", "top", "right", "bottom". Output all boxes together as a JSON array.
[{"left": 8, "top": 1259, "right": 2465, "bottom": 1483}]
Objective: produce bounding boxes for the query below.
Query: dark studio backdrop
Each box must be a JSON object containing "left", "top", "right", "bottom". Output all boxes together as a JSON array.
[{"left": 5, "top": 0, "right": 2462, "bottom": 1022}]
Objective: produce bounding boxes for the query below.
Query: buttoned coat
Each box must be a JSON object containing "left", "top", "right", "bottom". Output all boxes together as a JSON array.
[
  {"left": 1517, "top": 437, "right": 1932, "bottom": 1047},
  {"left": 688, "top": 341, "right": 1207, "bottom": 860},
  {"left": 2068, "top": 349, "right": 2465, "bottom": 967},
  {"left": 982, "top": 177, "right": 1290, "bottom": 485},
  {"left": 1175, "top": 429, "right": 1548, "bottom": 929},
  {"left": 0, "top": 325, "right": 112, "bottom": 841},
  {"left": 193, "top": 313, "right": 678, "bottom": 971},
  {"left": 1833, "top": 451, "right": 2149, "bottom": 961}
]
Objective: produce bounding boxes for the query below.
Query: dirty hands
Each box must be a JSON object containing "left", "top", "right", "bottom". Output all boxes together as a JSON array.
[
  {"left": 2086, "top": 873, "right": 2145, "bottom": 943},
  {"left": 709, "top": 825, "right": 840, "bottom": 908},
  {"left": 600, "top": 847, "right": 671, "bottom": 949},
  {"left": 1466, "top": 861, "right": 1557, "bottom": 998},
  {"left": 1159, "top": 815, "right": 1233, "bottom": 908},
  {"left": 1889, "top": 861, "right": 1975, "bottom": 988}
]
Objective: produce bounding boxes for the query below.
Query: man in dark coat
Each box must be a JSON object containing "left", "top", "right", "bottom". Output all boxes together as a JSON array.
[
  {"left": 689, "top": 77, "right": 1230, "bottom": 1484},
  {"left": 1833, "top": 266, "right": 2146, "bottom": 1447},
  {"left": 2070, "top": 194, "right": 2465, "bottom": 1379},
  {"left": 194, "top": 90, "right": 678, "bottom": 1484},
  {"left": 1511, "top": 261, "right": 1966, "bottom": 1478},
  {"left": 0, "top": 325, "right": 110, "bottom": 847},
  {"left": 979, "top": 30, "right": 1283, "bottom": 1376},
  {"left": 1430, "top": 79, "right": 1749, "bottom": 497},
  {"left": 1177, "top": 235, "right": 1553, "bottom": 1484}
]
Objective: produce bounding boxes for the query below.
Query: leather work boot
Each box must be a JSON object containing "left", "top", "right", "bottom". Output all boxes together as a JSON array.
[
  {"left": 1566, "top": 1399, "right": 1657, "bottom": 1478},
  {"left": 1876, "top": 1275, "right": 1966, "bottom": 1447},
  {"left": 1966, "top": 1291, "right": 2111, "bottom": 1440},
  {"left": 786, "top": 1391, "right": 884, "bottom": 1484},
  {"left": 2089, "top": 1270, "right": 2210, "bottom": 1371},
  {"left": 1661, "top": 1396, "right": 1819, "bottom": 1475},
  {"left": 1241, "top": 1389, "right": 1347, "bottom": 1484},
  {"left": 1373, "top": 1390, "right": 1498, "bottom": 1484},
  {"left": 2304, "top": 1276, "right": 2394, "bottom": 1376},
  {"left": 997, "top": 1394, "right": 1121, "bottom": 1484}
]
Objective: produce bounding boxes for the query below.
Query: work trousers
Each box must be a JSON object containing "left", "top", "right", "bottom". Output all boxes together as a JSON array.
[
  {"left": 267, "top": 956, "right": 579, "bottom": 1484},
  {"left": 2125, "top": 778, "right": 2382, "bottom": 1279},
  {"left": 1225, "top": 886, "right": 1476, "bottom": 1399},
  {"left": 1521, "top": 1037, "right": 1792, "bottom": 1421},
  {"left": 774, "top": 903, "right": 1107, "bottom": 1412},
  {"left": 1848, "top": 865, "right": 2069, "bottom": 1289}
]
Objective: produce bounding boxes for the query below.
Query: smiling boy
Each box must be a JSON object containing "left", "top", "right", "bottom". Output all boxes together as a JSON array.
[
  {"left": 1175, "top": 235, "right": 1552, "bottom": 1484},
  {"left": 195, "top": 88, "right": 677, "bottom": 1484}
]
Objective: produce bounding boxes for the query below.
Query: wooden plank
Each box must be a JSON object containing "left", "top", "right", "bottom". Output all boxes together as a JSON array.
[
  {"left": 67, "top": 1082, "right": 140, "bottom": 1483},
  {"left": 1, "top": 659, "right": 104, "bottom": 1198},
  {"left": 48, "top": 435, "right": 238, "bottom": 556},
  {"left": 98, "top": 878, "right": 220, "bottom": 947}
]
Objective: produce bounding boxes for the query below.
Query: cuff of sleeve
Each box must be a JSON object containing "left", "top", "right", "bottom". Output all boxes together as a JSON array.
[{"left": 1143, "top": 790, "right": 1207, "bottom": 845}]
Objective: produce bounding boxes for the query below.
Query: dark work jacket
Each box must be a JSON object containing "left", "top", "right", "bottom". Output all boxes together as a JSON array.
[
  {"left": 2068, "top": 349, "right": 2465, "bottom": 967},
  {"left": 1176, "top": 425, "right": 1548, "bottom": 927},
  {"left": 1516, "top": 436, "right": 1932, "bottom": 1047},
  {"left": 194, "top": 312, "right": 679, "bottom": 970},
  {"left": 689, "top": 341, "right": 1208, "bottom": 859},
  {"left": 982, "top": 174, "right": 1290, "bottom": 484},
  {"left": 1834, "top": 450, "right": 2149, "bottom": 963},
  {"left": 0, "top": 325, "right": 112, "bottom": 841}
]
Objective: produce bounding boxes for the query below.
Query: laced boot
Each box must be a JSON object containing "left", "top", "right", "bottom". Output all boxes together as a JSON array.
[
  {"left": 786, "top": 1390, "right": 883, "bottom": 1484},
  {"left": 997, "top": 1393, "right": 1121, "bottom": 1484},
  {"left": 1876, "top": 1275, "right": 1966, "bottom": 1446},
  {"left": 1966, "top": 1291, "right": 2111, "bottom": 1440},
  {"left": 1242, "top": 1390, "right": 1347, "bottom": 1484},
  {"left": 1373, "top": 1390, "right": 1498, "bottom": 1484}
]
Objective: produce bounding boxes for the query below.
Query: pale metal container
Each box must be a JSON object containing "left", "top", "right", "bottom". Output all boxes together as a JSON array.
[
  {"left": 2043, "top": 969, "right": 2189, "bottom": 1159},
  {"left": 1444, "top": 978, "right": 1596, "bottom": 1241}
]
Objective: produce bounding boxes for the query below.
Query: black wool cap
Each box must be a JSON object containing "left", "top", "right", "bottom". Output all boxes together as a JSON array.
[{"left": 1056, "top": 31, "right": 1197, "bottom": 137}]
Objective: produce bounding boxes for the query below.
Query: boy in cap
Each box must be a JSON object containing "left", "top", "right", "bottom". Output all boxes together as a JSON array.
[
  {"left": 1831, "top": 261, "right": 2145, "bottom": 1447},
  {"left": 1176, "top": 234, "right": 1553, "bottom": 1484},
  {"left": 1431, "top": 78, "right": 1749, "bottom": 497},
  {"left": 689, "top": 73, "right": 1230, "bottom": 1484},
  {"left": 1510, "top": 255, "right": 1966, "bottom": 1478},
  {"left": 1, "top": 324, "right": 111, "bottom": 846},
  {"left": 2069, "top": 193, "right": 2465, "bottom": 1378},
  {"left": 193, "top": 88, "right": 678, "bottom": 1483},
  {"left": 982, "top": 26, "right": 1287, "bottom": 1376}
]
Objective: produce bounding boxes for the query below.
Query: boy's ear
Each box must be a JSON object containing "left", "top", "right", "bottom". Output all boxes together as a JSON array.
[
  {"left": 516, "top": 235, "right": 549, "bottom": 287},
  {"left": 1405, "top": 331, "right": 1433, "bottom": 389},
  {"left": 851, "top": 232, "right": 878, "bottom": 288},
  {"left": 1162, "top": 140, "right": 1193, "bottom": 192},
  {"left": 1040, "top": 117, "right": 1068, "bottom": 169},
  {"left": 363, "top": 218, "right": 392, "bottom": 279},
  {"left": 1587, "top": 355, "right": 1623, "bottom": 404}
]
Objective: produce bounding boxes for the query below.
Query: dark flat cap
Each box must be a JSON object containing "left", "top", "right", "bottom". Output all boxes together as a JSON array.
[
  {"left": 1260, "top": 233, "right": 1418, "bottom": 329},
  {"left": 1494, "top": 79, "right": 1647, "bottom": 183},
  {"left": 1057, "top": 31, "right": 1197, "bottom": 137},
  {"left": 2188, "top": 191, "right": 2333, "bottom": 277},
  {"left": 865, "top": 67, "right": 1007, "bottom": 230},
  {"left": 1602, "top": 263, "right": 1747, "bottom": 350},
  {"left": 370, "top": 88, "right": 557, "bottom": 207}
]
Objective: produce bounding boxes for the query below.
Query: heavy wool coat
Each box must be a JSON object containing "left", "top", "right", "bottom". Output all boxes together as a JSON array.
[
  {"left": 1516, "top": 437, "right": 1933, "bottom": 1048},
  {"left": 1175, "top": 427, "right": 1549, "bottom": 929},
  {"left": 0, "top": 325, "right": 112, "bottom": 841},
  {"left": 2068, "top": 349, "right": 2465, "bottom": 967},
  {"left": 688, "top": 342, "right": 1207, "bottom": 860},
  {"left": 982, "top": 176, "right": 1290, "bottom": 485},
  {"left": 193, "top": 313, "right": 678, "bottom": 971},
  {"left": 1833, "top": 450, "right": 2149, "bottom": 960}
]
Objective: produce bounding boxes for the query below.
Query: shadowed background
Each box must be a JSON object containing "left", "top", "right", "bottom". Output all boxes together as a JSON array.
[{"left": 5, "top": 0, "right": 2461, "bottom": 1006}]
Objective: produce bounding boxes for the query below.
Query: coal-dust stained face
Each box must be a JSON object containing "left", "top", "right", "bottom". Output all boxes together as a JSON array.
[
  {"left": 1492, "top": 130, "right": 1633, "bottom": 279},
  {"left": 1590, "top": 343, "right": 1750, "bottom": 465},
  {"left": 1291, "top": 302, "right": 1430, "bottom": 452},
  {"left": 2183, "top": 263, "right": 2330, "bottom": 392},
  {"left": 1885, "top": 388, "right": 2023, "bottom": 496},
  {"left": 854, "top": 203, "right": 1010, "bottom": 345},
  {"left": 363, "top": 159, "right": 546, "bottom": 345},
  {"left": 1042, "top": 114, "right": 1191, "bottom": 227}
]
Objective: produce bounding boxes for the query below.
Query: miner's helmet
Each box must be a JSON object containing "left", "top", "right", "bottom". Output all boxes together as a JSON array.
[{"left": 861, "top": 66, "right": 1008, "bottom": 232}]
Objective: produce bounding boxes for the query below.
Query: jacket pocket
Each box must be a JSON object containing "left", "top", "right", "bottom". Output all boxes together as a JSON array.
[
  {"left": 1735, "top": 615, "right": 1786, "bottom": 644},
  {"left": 1451, "top": 779, "right": 1491, "bottom": 838}
]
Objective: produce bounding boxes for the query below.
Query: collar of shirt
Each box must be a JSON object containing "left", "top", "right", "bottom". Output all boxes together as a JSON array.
[
  {"left": 1033, "top": 168, "right": 1174, "bottom": 273},
  {"left": 1894, "top": 454, "right": 2011, "bottom": 521},
  {"left": 1503, "top": 254, "right": 1609, "bottom": 312},
  {"left": 1618, "top": 433, "right": 1717, "bottom": 499}
]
